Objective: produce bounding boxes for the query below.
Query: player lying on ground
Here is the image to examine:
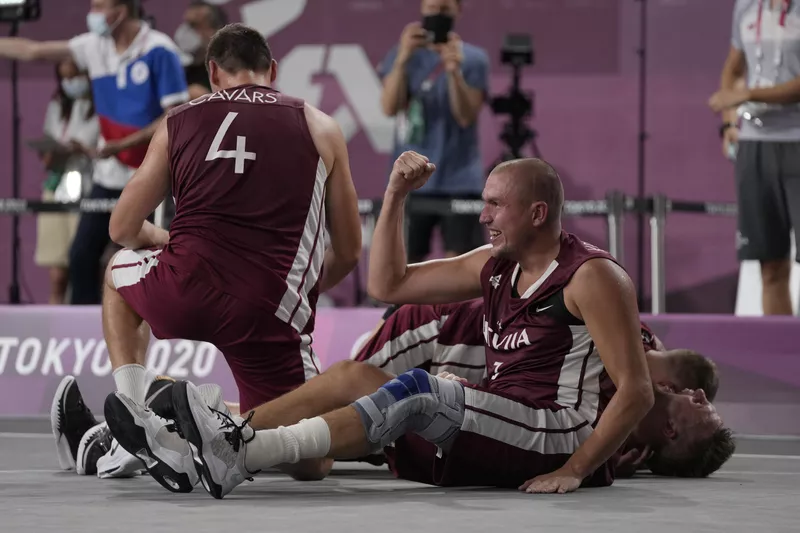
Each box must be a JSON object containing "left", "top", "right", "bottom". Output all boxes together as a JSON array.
[
  {"left": 107, "top": 154, "right": 735, "bottom": 498},
  {"left": 50, "top": 23, "right": 361, "bottom": 488},
  {"left": 351, "top": 299, "right": 724, "bottom": 476}
]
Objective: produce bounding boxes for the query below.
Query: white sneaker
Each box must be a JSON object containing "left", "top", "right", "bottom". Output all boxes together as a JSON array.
[
  {"left": 104, "top": 392, "right": 198, "bottom": 491},
  {"left": 94, "top": 437, "right": 146, "bottom": 479},
  {"left": 171, "top": 380, "right": 256, "bottom": 499}
]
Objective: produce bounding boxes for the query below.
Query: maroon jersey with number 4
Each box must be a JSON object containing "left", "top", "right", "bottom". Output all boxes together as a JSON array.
[
  {"left": 480, "top": 232, "right": 620, "bottom": 427},
  {"left": 160, "top": 85, "right": 328, "bottom": 339}
]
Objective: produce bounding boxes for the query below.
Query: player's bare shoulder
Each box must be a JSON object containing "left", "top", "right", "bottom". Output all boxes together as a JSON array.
[
  {"left": 570, "top": 257, "right": 631, "bottom": 291},
  {"left": 564, "top": 257, "right": 635, "bottom": 319},
  {"left": 303, "top": 102, "right": 344, "bottom": 174}
]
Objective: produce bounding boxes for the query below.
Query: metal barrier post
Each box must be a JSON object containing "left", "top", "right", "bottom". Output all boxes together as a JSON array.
[
  {"left": 650, "top": 194, "right": 667, "bottom": 315},
  {"left": 606, "top": 190, "right": 624, "bottom": 264}
]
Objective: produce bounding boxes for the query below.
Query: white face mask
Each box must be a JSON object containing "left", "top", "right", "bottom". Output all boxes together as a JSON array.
[
  {"left": 62, "top": 77, "right": 90, "bottom": 99},
  {"left": 87, "top": 12, "right": 111, "bottom": 36},
  {"left": 174, "top": 23, "right": 203, "bottom": 55}
]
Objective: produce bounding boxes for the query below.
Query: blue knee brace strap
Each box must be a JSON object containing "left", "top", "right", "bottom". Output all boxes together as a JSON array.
[{"left": 352, "top": 368, "right": 465, "bottom": 454}]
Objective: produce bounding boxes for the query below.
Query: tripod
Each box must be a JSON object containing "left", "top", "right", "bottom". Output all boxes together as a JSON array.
[
  {"left": 3, "top": 0, "right": 42, "bottom": 303},
  {"left": 488, "top": 32, "right": 539, "bottom": 169},
  {"left": 8, "top": 19, "right": 21, "bottom": 304}
]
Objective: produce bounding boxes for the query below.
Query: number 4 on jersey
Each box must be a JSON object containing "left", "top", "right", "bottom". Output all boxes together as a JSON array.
[{"left": 205, "top": 112, "right": 257, "bottom": 174}]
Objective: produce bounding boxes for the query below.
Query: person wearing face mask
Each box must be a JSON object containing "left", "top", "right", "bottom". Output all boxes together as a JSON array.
[
  {"left": 175, "top": 1, "right": 229, "bottom": 100},
  {"left": 34, "top": 57, "right": 99, "bottom": 305},
  {"left": 378, "top": 0, "right": 490, "bottom": 264},
  {"left": 0, "top": 0, "right": 189, "bottom": 307}
]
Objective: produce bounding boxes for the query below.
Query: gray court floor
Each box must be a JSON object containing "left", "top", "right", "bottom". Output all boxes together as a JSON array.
[{"left": 0, "top": 425, "right": 797, "bottom": 533}]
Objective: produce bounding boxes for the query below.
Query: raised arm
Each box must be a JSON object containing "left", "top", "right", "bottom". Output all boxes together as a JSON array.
[
  {"left": 367, "top": 151, "right": 490, "bottom": 305},
  {"left": 0, "top": 38, "right": 73, "bottom": 62},
  {"left": 522, "top": 258, "right": 654, "bottom": 493}
]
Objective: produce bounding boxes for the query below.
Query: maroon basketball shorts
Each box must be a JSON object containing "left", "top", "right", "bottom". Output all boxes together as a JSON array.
[
  {"left": 385, "top": 384, "right": 613, "bottom": 488},
  {"left": 110, "top": 248, "right": 321, "bottom": 412}
]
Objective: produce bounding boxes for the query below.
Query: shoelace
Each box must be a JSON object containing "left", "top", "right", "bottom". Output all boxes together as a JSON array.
[
  {"left": 211, "top": 409, "right": 256, "bottom": 453},
  {"left": 164, "top": 420, "right": 186, "bottom": 440},
  {"left": 210, "top": 409, "right": 259, "bottom": 481}
]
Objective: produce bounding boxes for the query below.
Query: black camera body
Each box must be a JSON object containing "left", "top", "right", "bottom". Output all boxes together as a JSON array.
[
  {"left": 489, "top": 34, "right": 538, "bottom": 162},
  {"left": 422, "top": 13, "right": 454, "bottom": 44}
]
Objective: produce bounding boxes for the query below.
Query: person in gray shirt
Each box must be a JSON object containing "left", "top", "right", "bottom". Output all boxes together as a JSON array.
[
  {"left": 379, "top": 0, "right": 489, "bottom": 262},
  {"left": 710, "top": 0, "right": 800, "bottom": 315}
]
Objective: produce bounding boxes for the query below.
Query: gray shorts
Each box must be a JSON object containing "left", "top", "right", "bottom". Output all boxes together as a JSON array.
[{"left": 735, "top": 140, "right": 800, "bottom": 262}]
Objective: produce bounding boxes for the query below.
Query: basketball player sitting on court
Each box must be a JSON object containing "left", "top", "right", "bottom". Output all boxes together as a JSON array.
[
  {"left": 107, "top": 154, "right": 735, "bottom": 499},
  {"left": 351, "top": 300, "right": 719, "bottom": 402},
  {"left": 351, "top": 299, "right": 727, "bottom": 477},
  {"left": 52, "top": 23, "right": 362, "bottom": 491}
]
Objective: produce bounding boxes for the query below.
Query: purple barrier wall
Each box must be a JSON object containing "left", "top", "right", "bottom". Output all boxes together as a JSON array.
[
  {"left": 0, "top": 0, "right": 741, "bottom": 311},
  {"left": 1, "top": 306, "right": 798, "bottom": 437}
]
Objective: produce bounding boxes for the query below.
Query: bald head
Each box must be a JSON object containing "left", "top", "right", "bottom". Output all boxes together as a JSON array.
[{"left": 492, "top": 158, "right": 564, "bottom": 224}]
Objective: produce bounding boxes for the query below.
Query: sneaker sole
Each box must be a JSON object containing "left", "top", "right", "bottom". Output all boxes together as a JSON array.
[
  {"left": 104, "top": 394, "right": 195, "bottom": 493},
  {"left": 76, "top": 422, "right": 107, "bottom": 476},
  {"left": 50, "top": 376, "right": 76, "bottom": 471},
  {"left": 172, "top": 381, "right": 223, "bottom": 499}
]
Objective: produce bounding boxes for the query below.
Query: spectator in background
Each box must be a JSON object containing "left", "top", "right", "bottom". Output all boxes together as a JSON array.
[
  {"left": 0, "top": 0, "right": 189, "bottom": 305},
  {"left": 35, "top": 58, "right": 99, "bottom": 304},
  {"left": 378, "top": 0, "right": 489, "bottom": 262},
  {"left": 175, "top": 1, "right": 229, "bottom": 99},
  {"left": 709, "top": 0, "right": 800, "bottom": 315}
]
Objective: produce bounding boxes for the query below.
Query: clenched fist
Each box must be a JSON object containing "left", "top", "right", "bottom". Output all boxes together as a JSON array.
[{"left": 388, "top": 151, "right": 436, "bottom": 195}]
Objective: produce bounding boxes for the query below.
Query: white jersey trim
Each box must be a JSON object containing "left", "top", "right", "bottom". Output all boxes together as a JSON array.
[
  {"left": 555, "top": 325, "right": 603, "bottom": 425},
  {"left": 276, "top": 157, "right": 328, "bottom": 334},
  {"left": 463, "top": 387, "right": 593, "bottom": 455}
]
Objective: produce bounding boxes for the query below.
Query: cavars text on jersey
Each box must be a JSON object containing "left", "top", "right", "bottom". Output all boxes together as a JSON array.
[{"left": 190, "top": 88, "right": 279, "bottom": 106}]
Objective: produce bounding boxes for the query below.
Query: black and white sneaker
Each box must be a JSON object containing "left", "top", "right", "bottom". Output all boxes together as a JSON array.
[
  {"left": 75, "top": 422, "right": 114, "bottom": 476},
  {"left": 145, "top": 376, "right": 177, "bottom": 420},
  {"left": 104, "top": 392, "right": 198, "bottom": 492},
  {"left": 50, "top": 376, "right": 99, "bottom": 471},
  {"left": 172, "top": 380, "right": 257, "bottom": 499}
]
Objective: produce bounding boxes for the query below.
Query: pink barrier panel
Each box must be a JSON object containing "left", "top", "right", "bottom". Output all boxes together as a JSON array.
[{"left": 0, "top": 307, "right": 798, "bottom": 435}]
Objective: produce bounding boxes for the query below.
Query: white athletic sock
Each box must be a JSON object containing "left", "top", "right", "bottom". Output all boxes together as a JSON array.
[
  {"left": 143, "top": 368, "right": 159, "bottom": 388},
  {"left": 113, "top": 364, "right": 147, "bottom": 403},
  {"left": 244, "top": 417, "right": 331, "bottom": 473}
]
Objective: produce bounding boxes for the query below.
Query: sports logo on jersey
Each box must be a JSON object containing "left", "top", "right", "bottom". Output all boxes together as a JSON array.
[
  {"left": 490, "top": 275, "right": 502, "bottom": 289},
  {"left": 583, "top": 240, "right": 602, "bottom": 253},
  {"left": 130, "top": 61, "right": 150, "bottom": 86}
]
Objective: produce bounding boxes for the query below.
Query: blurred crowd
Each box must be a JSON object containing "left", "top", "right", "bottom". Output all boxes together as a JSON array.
[
  {"left": 30, "top": 0, "right": 227, "bottom": 305},
  {"left": 25, "top": 0, "right": 800, "bottom": 315}
]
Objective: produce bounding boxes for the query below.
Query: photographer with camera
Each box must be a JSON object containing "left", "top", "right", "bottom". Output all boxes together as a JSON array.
[{"left": 378, "top": 0, "right": 489, "bottom": 262}]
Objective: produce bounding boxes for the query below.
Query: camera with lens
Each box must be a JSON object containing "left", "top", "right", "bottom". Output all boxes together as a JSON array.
[{"left": 489, "top": 34, "right": 539, "bottom": 164}]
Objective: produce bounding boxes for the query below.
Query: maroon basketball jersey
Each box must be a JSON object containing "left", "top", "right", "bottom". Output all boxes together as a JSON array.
[
  {"left": 160, "top": 85, "right": 326, "bottom": 338},
  {"left": 480, "top": 232, "right": 619, "bottom": 426}
]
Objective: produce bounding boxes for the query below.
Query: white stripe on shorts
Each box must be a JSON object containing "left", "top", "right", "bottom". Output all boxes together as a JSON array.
[
  {"left": 111, "top": 249, "right": 163, "bottom": 290},
  {"left": 462, "top": 387, "right": 593, "bottom": 455},
  {"left": 363, "top": 319, "right": 441, "bottom": 371},
  {"left": 300, "top": 334, "right": 321, "bottom": 381}
]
